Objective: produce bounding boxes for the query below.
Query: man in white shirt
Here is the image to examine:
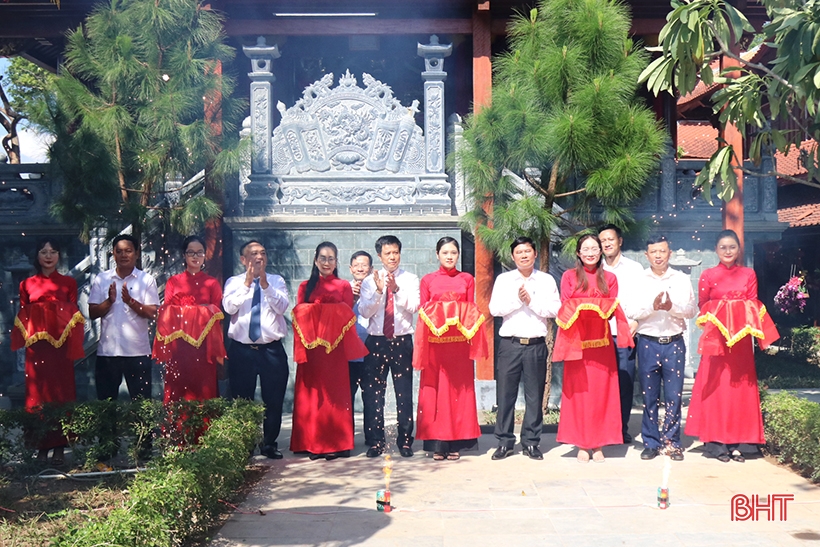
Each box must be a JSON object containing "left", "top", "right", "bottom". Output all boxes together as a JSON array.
[
  {"left": 632, "top": 235, "right": 697, "bottom": 461},
  {"left": 598, "top": 224, "right": 644, "bottom": 444},
  {"left": 358, "top": 235, "right": 420, "bottom": 458},
  {"left": 223, "top": 240, "right": 290, "bottom": 459},
  {"left": 88, "top": 234, "right": 159, "bottom": 461},
  {"left": 89, "top": 234, "right": 159, "bottom": 402},
  {"left": 489, "top": 236, "right": 561, "bottom": 460},
  {"left": 348, "top": 250, "right": 373, "bottom": 428}
]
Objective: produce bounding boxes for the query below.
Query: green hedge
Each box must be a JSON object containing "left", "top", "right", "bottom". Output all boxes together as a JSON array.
[
  {"left": 762, "top": 390, "right": 820, "bottom": 483},
  {"left": 790, "top": 326, "right": 820, "bottom": 365},
  {"left": 52, "top": 399, "right": 263, "bottom": 546},
  {"left": 0, "top": 398, "right": 245, "bottom": 470}
]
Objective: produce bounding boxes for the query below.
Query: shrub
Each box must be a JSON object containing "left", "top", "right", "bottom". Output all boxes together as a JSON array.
[
  {"left": 52, "top": 399, "right": 264, "bottom": 546},
  {"left": 756, "top": 350, "right": 820, "bottom": 389},
  {"left": 790, "top": 326, "right": 820, "bottom": 365},
  {"left": 761, "top": 390, "right": 820, "bottom": 483}
]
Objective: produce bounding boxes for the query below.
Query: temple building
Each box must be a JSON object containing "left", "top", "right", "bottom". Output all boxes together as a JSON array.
[{"left": 0, "top": 1, "right": 789, "bottom": 406}]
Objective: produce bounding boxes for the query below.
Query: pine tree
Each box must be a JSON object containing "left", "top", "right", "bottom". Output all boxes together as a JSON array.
[
  {"left": 44, "top": 0, "right": 245, "bottom": 241},
  {"left": 459, "top": 0, "right": 668, "bottom": 269}
]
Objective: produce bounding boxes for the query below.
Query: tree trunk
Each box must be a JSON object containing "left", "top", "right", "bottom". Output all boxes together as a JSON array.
[
  {"left": 0, "top": 80, "right": 22, "bottom": 164},
  {"left": 541, "top": 162, "right": 560, "bottom": 413}
]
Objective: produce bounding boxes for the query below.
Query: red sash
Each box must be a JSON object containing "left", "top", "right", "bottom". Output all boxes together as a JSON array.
[
  {"left": 553, "top": 298, "right": 633, "bottom": 362},
  {"left": 153, "top": 304, "right": 225, "bottom": 364},
  {"left": 413, "top": 300, "right": 488, "bottom": 370},
  {"left": 291, "top": 302, "right": 368, "bottom": 364},
  {"left": 12, "top": 301, "right": 85, "bottom": 360},
  {"left": 696, "top": 299, "right": 780, "bottom": 355}
]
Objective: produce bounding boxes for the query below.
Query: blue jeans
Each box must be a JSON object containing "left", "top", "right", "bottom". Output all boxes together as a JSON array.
[{"left": 636, "top": 335, "right": 685, "bottom": 450}]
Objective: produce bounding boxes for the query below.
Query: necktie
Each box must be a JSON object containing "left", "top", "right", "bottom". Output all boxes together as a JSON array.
[
  {"left": 384, "top": 284, "right": 395, "bottom": 339},
  {"left": 249, "top": 278, "right": 262, "bottom": 342}
]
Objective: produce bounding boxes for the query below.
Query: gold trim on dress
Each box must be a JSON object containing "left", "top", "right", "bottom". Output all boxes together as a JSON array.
[
  {"left": 14, "top": 311, "right": 85, "bottom": 349},
  {"left": 581, "top": 337, "right": 611, "bottom": 349},
  {"left": 695, "top": 312, "right": 765, "bottom": 348},
  {"left": 556, "top": 300, "right": 620, "bottom": 330},
  {"left": 428, "top": 335, "right": 468, "bottom": 344},
  {"left": 418, "top": 308, "right": 486, "bottom": 339},
  {"left": 155, "top": 312, "right": 224, "bottom": 349},
  {"left": 292, "top": 313, "right": 358, "bottom": 354}
]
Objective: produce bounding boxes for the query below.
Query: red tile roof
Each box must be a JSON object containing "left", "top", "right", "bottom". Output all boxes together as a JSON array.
[
  {"left": 774, "top": 140, "right": 816, "bottom": 179},
  {"left": 677, "top": 121, "right": 718, "bottom": 159},
  {"left": 778, "top": 203, "right": 820, "bottom": 227}
]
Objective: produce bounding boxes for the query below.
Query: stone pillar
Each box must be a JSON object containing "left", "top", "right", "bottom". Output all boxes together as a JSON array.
[
  {"left": 243, "top": 37, "right": 280, "bottom": 176},
  {"left": 418, "top": 35, "right": 452, "bottom": 174}
]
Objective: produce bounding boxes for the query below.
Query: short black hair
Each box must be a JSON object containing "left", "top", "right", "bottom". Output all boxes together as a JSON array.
[
  {"left": 239, "top": 239, "right": 264, "bottom": 255},
  {"left": 645, "top": 234, "right": 670, "bottom": 247},
  {"left": 510, "top": 236, "right": 535, "bottom": 254},
  {"left": 436, "top": 236, "right": 460, "bottom": 253},
  {"left": 375, "top": 235, "right": 402, "bottom": 255},
  {"left": 715, "top": 229, "right": 740, "bottom": 247},
  {"left": 350, "top": 250, "right": 373, "bottom": 266},
  {"left": 182, "top": 235, "right": 206, "bottom": 253},
  {"left": 598, "top": 224, "right": 622, "bottom": 238},
  {"left": 34, "top": 237, "right": 61, "bottom": 274},
  {"left": 112, "top": 234, "right": 139, "bottom": 251}
]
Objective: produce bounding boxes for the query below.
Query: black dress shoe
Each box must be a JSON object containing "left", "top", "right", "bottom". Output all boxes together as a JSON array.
[
  {"left": 261, "top": 445, "right": 284, "bottom": 459},
  {"left": 491, "top": 446, "right": 514, "bottom": 460},
  {"left": 399, "top": 446, "right": 414, "bottom": 458},
  {"left": 640, "top": 447, "right": 658, "bottom": 460},
  {"left": 308, "top": 452, "right": 323, "bottom": 460},
  {"left": 522, "top": 445, "right": 544, "bottom": 460},
  {"left": 669, "top": 448, "right": 684, "bottom": 461},
  {"left": 623, "top": 433, "right": 633, "bottom": 444},
  {"left": 366, "top": 446, "right": 383, "bottom": 458},
  {"left": 716, "top": 453, "right": 731, "bottom": 463}
]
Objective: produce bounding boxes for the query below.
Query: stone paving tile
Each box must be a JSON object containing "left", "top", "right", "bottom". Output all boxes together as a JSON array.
[
  {"left": 556, "top": 534, "right": 681, "bottom": 547},
  {"left": 209, "top": 413, "right": 820, "bottom": 547}
]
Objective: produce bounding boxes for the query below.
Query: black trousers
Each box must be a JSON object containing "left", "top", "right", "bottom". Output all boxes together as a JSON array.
[
  {"left": 614, "top": 338, "right": 637, "bottom": 437},
  {"left": 227, "top": 340, "right": 289, "bottom": 448},
  {"left": 349, "top": 360, "right": 364, "bottom": 411},
  {"left": 361, "top": 335, "right": 414, "bottom": 449},
  {"left": 95, "top": 355, "right": 152, "bottom": 401},
  {"left": 494, "top": 338, "right": 547, "bottom": 448},
  {"left": 95, "top": 356, "right": 153, "bottom": 459}
]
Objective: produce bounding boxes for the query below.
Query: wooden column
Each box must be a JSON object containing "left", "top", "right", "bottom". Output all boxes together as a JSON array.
[
  {"left": 473, "top": 2, "right": 494, "bottom": 381},
  {"left": 719, "top": 54, "right": 745, "bottom": 254}
]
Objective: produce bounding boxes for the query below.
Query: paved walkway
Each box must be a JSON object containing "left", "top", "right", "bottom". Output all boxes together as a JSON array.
[{"left": 209, "top": 407, "right": 820, "bottom": 547}]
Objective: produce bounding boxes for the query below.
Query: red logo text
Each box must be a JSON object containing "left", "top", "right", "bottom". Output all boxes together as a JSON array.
[{"left": 731, "top": 494, "right": 794, "bottom": 521}]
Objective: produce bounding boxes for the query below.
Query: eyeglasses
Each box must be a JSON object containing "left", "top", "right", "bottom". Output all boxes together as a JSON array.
[
  {"left": 184, "top": 251, "right": 206, "bottom": 257},
  {"left": 317, "top": 256, "right": 337, "bottom": 264},
  {"left": 38, "top": 250, "right": 59, "bottom": 257}
]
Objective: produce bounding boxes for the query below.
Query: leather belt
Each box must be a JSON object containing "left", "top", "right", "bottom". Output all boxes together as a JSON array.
[
  {"left": 503, "top": 336, "right": 546, "bottom": 346},
  {"left": 639, "top": 333, "right": 683, "bottom": 345},
  {"left": 236, "top": 340, "right": 281, "bottom": 350}
]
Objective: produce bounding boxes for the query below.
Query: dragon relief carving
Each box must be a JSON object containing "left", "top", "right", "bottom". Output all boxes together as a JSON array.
[{"left": 270, "top": 71, "right": 425, "bottom": 176}]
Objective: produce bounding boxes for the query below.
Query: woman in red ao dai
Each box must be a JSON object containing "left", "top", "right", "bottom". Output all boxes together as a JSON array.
[
  {"left": 291, "top": 242, "right": 367, "bottom": 460},
  {"left": 414, "top": 237, "right": 486, "bottom": 461},
  {"left": 555, "top": 234, "right": 630, "bottom": 463},
  {"left": 13, "top": 238, "right": 85, "bottom": 465}
]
